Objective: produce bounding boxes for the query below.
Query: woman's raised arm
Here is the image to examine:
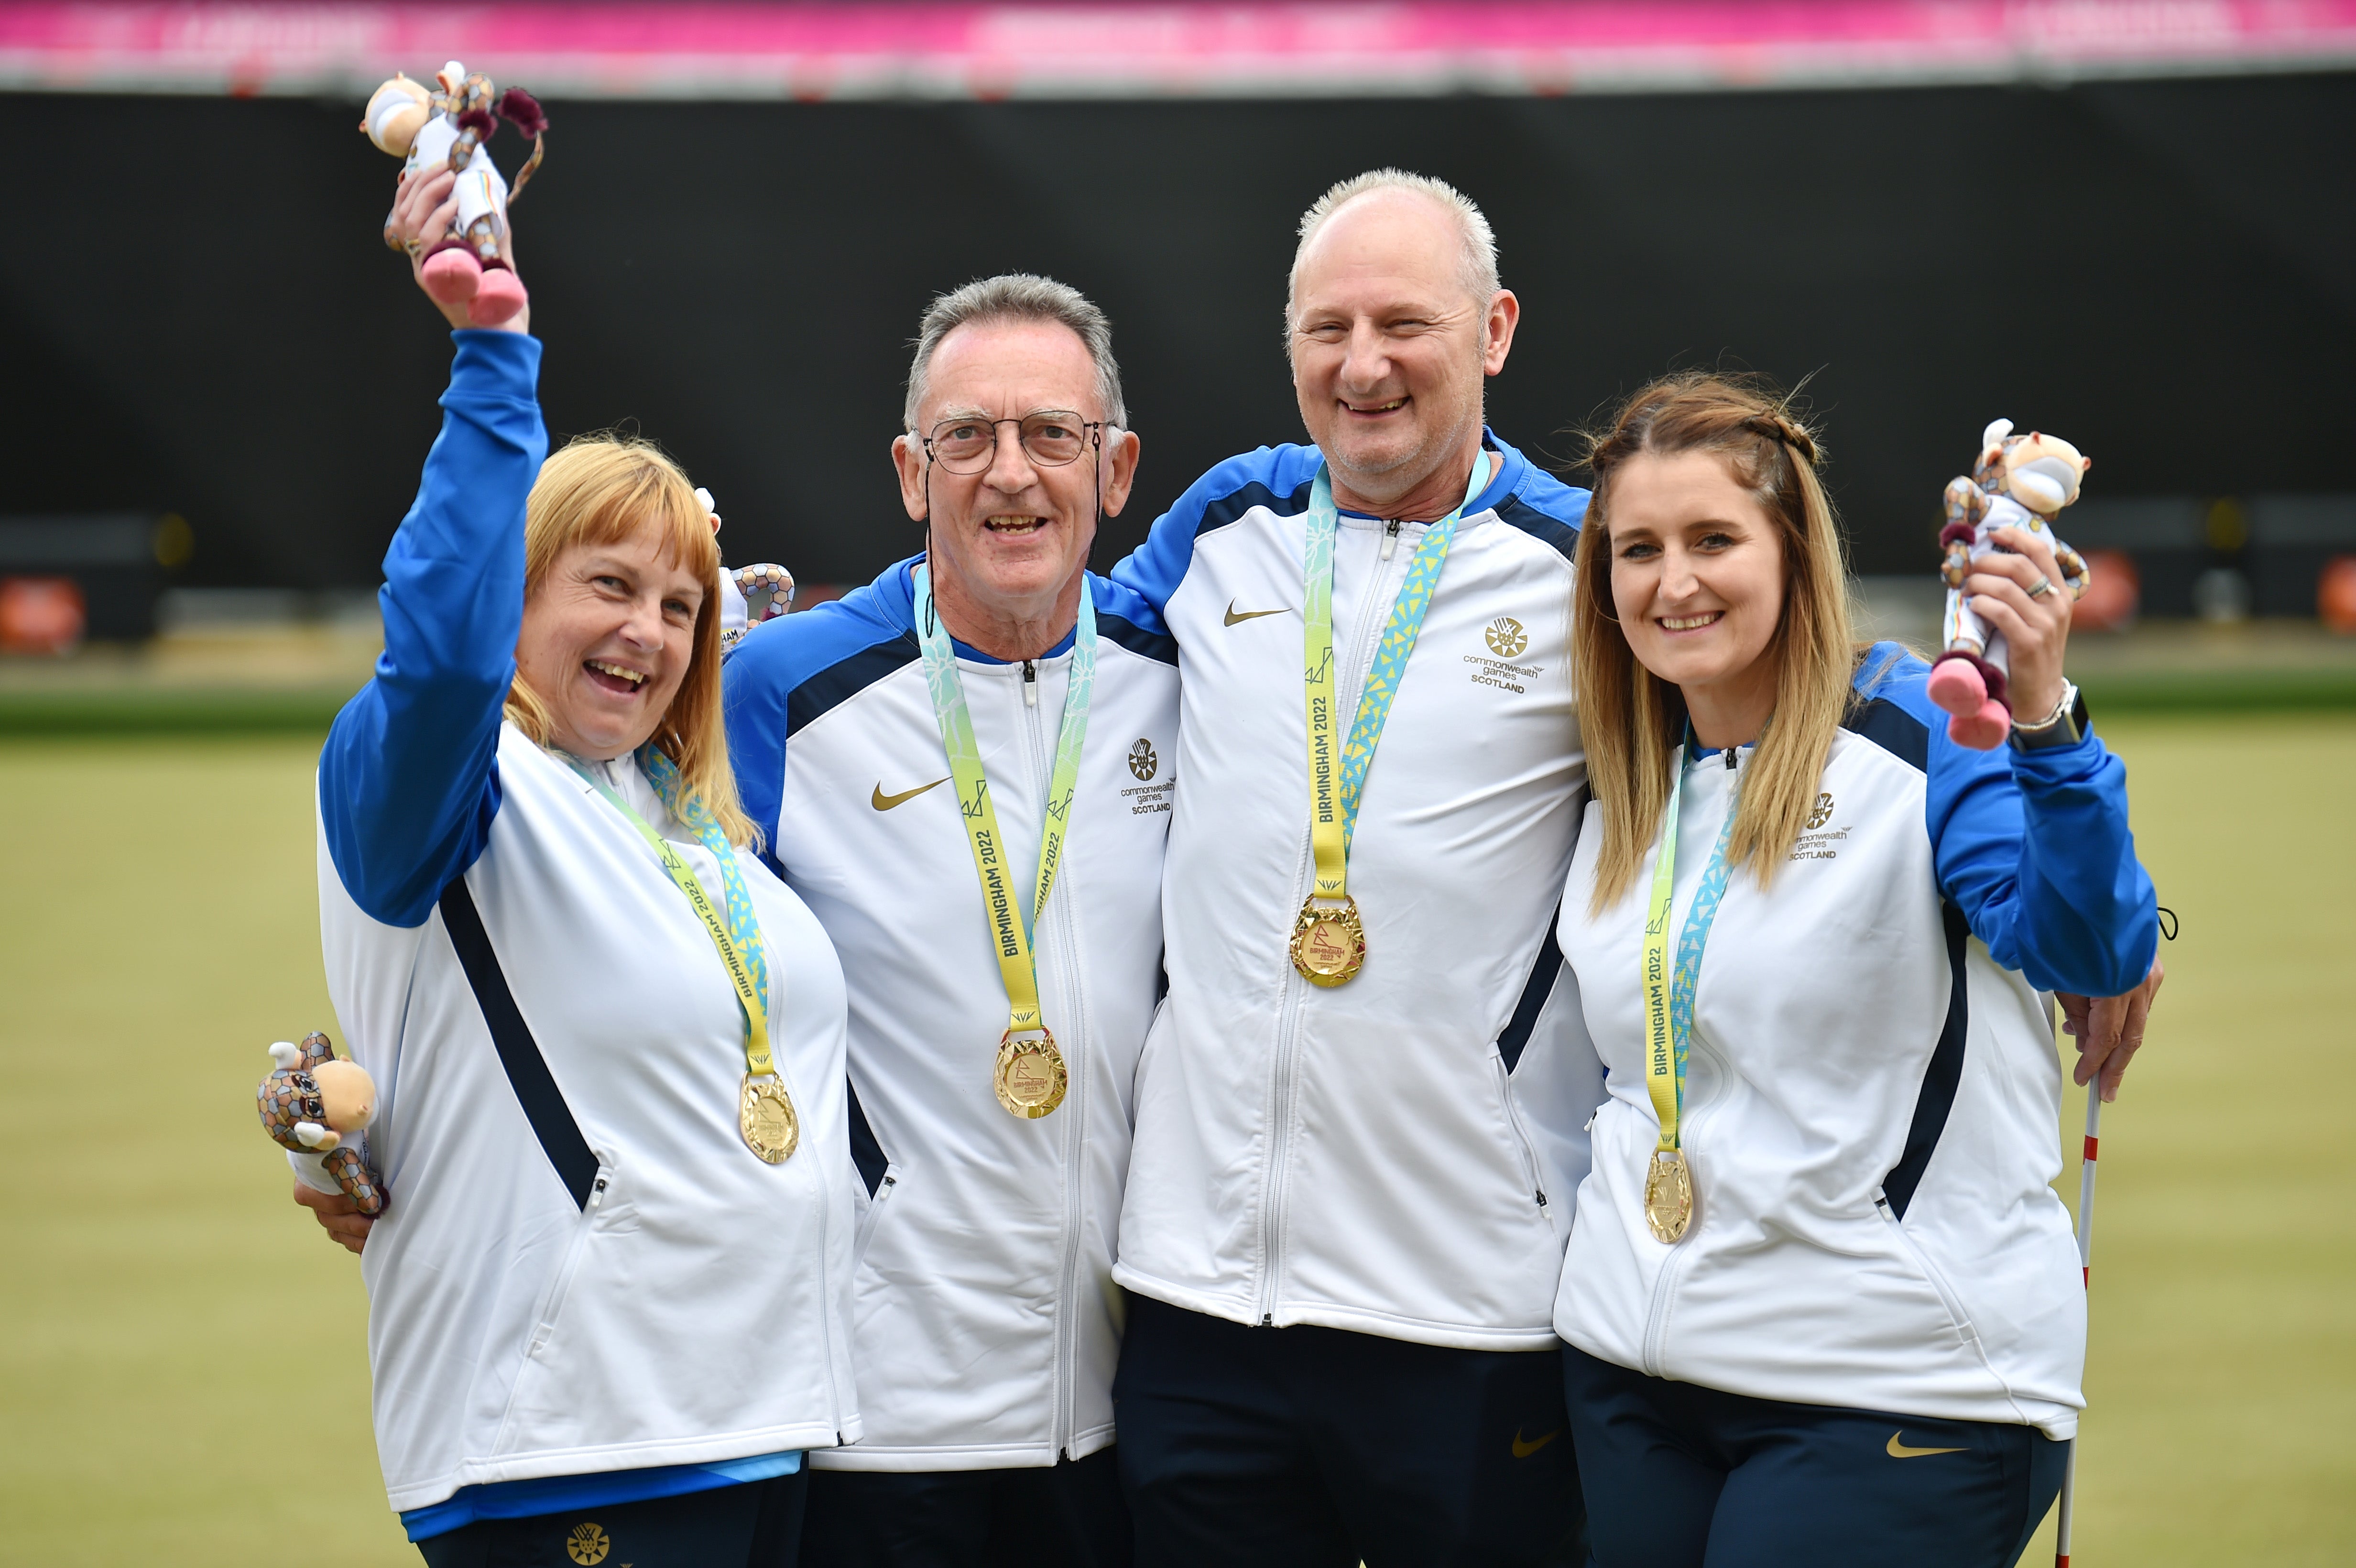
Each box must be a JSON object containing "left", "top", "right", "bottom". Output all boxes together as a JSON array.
[{"left": 317, "top": 170, "right": 547, "bottom": 928}]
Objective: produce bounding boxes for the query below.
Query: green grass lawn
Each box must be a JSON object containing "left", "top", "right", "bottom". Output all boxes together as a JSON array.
[{"left": 0, "top": 719, "right": 2349, "bottom": 1566}]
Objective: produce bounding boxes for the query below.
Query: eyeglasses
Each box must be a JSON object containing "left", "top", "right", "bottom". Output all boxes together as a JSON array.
[{"left": 921, "top": 411, "right": 1104, "bottom": 475}]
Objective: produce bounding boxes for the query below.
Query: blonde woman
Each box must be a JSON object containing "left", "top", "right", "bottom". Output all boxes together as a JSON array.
[
  {"left": 300, "top": 167, "right": 857, "bottom": 1566},
  {"left": 1551, "top": 373, "right": 2155, "bottom": 1567}
]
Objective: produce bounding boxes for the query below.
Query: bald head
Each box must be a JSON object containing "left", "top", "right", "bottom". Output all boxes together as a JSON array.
[{"left": 1287, "top": 168, "right": 1501, "bottom": 330}]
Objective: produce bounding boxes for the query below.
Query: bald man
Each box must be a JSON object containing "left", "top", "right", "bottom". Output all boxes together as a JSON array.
[{"left": 1107, "top": 169, "right": 1595, "bottom": 1567}]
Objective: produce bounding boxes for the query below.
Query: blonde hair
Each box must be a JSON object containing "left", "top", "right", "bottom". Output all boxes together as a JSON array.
[
  {"left": 1574, "top": 371, "right": 1859, "bottom": 915},
  {"left": 506, "top": 435, "right": 757, "bottom": 848}
]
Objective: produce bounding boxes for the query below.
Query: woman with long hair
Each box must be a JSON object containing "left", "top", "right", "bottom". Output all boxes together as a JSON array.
[
  {"left": 299, "top": 165, "right": 857, "bottom": 1566},
  {"left": 1551, "top": 372, "right": 2155, "bottom": 1566}
]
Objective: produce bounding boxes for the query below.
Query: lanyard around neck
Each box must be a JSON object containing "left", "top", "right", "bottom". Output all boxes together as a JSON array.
[
  {"left": 1302, "top": 450, "right": 1492, "bottom": 902},
  {"left": 912, "top": 563, "right": 1097, "bottom": 1039},
  {"left": 567, "top": 748, "right": 776, "bottom": 1080},
  {"left": 1641, "top": 742, "right": 1744, "bottom": 1154}
]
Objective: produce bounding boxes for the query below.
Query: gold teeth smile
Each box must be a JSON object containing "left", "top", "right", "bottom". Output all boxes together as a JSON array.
[{"left": 588, "top": 660, "right": 647, "bottom": 685}]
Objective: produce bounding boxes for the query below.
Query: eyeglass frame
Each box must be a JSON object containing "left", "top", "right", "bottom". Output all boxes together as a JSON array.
[{"left": 916, "top": 410, "right": 1110, "bottom": 475}]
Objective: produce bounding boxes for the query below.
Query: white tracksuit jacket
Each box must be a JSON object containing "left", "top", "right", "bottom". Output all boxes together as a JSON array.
[
  {"left": 723, "top": 560, "right": 1179, "bottom": 1469},
  {"left": 1108, "top": 432, "right": 1604, "bottom": 1350},
  {"left": 314, "top": 332, "right": 861, "bottom": 1512},
  {"left": 1554, "top": 652, "right": 2159, "bottom": 1437}
]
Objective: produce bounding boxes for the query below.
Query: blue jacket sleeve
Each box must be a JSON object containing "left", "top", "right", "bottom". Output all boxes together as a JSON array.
[
  {"left": 319, "top": 330, "right": 548, "bottom": 927},
  {"left": 1109, "top": 445, "right": 1320, "bottom": 616},
  {"left": 1860, "top": 647, "right": 2158, "bottom": 996}
]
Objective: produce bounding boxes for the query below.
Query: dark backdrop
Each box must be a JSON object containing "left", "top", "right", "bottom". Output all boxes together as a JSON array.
[{"left": 5, "top": 71, "right": 2351, "bottom": 590}]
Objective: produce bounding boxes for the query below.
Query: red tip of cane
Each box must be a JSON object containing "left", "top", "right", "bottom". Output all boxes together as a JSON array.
[
  {"left": 2056, "top": 1556, "right": 2070, "bottom": 1567},
  {"left": 2083, "top": 1135, "right": 2099, "bottom": 1161},
  {"left": 2082, "top": 1266, "right": 2090, "bottom": 1287}
]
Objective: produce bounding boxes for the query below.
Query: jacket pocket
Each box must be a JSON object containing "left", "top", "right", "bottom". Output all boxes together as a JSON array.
[
  {"left": 489, "top": 1162, "right": 612, "bottom": 1455},
  {"left": 526, "top": 1165, "right": 611, "bottom": 1358},
  {"left": 1875, "top": 1191, "right": 1979, "bottom": 1350},
  {"left": 1491, "top": 1050, "right": 1557, "bottom": 1237},
  {"left": 852, "top": 1164, "right": 901, "bottom": 1273}
]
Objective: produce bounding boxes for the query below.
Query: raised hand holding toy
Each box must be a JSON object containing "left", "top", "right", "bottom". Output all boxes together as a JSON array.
[
  {"left": 363, "top": 62, "right": 547, "bottom": 326},
  {"left": 1929, "top": 420, "right": 2093, "bottom": 748}
]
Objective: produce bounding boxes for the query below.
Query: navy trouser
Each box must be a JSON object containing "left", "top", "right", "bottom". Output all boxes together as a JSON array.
[
  {"left": 1115, "top": 1292, "right": 1584, "bottom": 1568},
  {"left": 415, "top": 1469, "right": 806, "bottom": 1568},
  {"left": 800, "top": 1448, "right": 1130, "bottom": 1568},
  {"left": 1563, "top": 1345, "right": 2067, "bottom": 1568}
]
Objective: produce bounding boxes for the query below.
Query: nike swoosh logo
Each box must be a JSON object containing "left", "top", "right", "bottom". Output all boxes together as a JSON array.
[
  {"left": 1887, "top": 1431, "right": 1968, "bottom": 1459},
  {"left": 872, "top": 777, "right": 949, "bottom": 811},
  {"left": 1511, "top": 1426, "right": 1564, "bottom": 1459},
  {"left": 1224, "top": 599, "right": 1291, "bottom": 626}
]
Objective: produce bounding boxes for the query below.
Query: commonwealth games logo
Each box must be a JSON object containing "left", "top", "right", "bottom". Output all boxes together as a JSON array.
[
  {"left": 1128, "top": 739, "right": 1159, "bottom": 781},
  {"left": 1484, "top": 617, "right": 1528, "bottom": 657},
  {"left": 1807, "top": 793, "right": 1834, "bottom": 829},
  {"left": 566, "top": 1522, "right": 611, "bottom": 1564}
]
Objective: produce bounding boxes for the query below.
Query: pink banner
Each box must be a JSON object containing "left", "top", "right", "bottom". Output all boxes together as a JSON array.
[{"left": 3, "top": 2, "right": 2353, "bottom": 98}]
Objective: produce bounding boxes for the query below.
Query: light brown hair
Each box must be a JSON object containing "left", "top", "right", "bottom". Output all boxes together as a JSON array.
[
  {"left": 506, "top": 435, "right": 756, "bottom": 847},
  {"left": 1573, "top": 371, "right": 1859, "bottom": 914}
]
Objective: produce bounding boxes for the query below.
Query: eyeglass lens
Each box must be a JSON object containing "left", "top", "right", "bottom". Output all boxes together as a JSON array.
[{"left": 928, "top": 413, "right": 1091, "bottom": 473}]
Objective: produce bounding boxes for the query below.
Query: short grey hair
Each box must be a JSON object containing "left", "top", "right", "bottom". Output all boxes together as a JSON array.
[
  {"left": 1287, "top": 168, "right": 1502, "bottom": 327},
  {"left": 903, "top": 273, "right": 1127, "bottom": 432}
]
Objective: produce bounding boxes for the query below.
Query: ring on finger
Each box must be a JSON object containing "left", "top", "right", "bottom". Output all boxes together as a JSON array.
[{"left": 2027, "top": 576, "right": 2055, "bottom": 599}]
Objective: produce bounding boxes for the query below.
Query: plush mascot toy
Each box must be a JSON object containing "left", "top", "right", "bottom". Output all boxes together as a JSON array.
[
  {"left": 698, "top": 488, "right": 796, "bottom": 649},
  {"left": 362, "top": 62, "right": 548, "bottom": 326},
  {"left": 257, "top": 1032, "right": 385, "bottom": 1216},
  {"left": 1928, "top": 420, "right": 2093, "bottom": 748}
]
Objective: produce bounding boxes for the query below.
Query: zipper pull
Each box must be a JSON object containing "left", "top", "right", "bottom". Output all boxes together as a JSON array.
[
  {"left": 1023, "top": 659, "right": 1038, "bottom": 707},
  {"left": 1381, "top": 519, "right": 1401, "bottom": 561},
  {"left": 1723, "top": 746, "right": 1737, "bottom": 770}
]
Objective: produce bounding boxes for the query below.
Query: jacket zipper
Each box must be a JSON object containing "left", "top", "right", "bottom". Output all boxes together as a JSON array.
[
  {"left": 1255, "top": 516, "right": 1414, "bottom": 1325},
  {"left": 852, "top": 1167, "right": 899, "bottom": 1269},
  {"left": 1491, "top": 1051, "right": 1555, "bottom": 1236},
  {"left": 1019, "top": 655, "right": 1088, "bottom": 1454},
  {"left": 526, "top": 1168, "right": 608, "bottom": 1357}
]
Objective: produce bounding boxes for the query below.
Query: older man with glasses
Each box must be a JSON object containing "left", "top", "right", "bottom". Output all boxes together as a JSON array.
[
  {"left": 1105, "top": 170, "right": 1597, "bottom": 1567},
  {"left": 720, "top": 274, "right": 1174, "bottom": 1568}
]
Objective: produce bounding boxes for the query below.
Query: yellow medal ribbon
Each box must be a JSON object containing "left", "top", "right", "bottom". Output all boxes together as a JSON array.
[
  {"left": 1641, "top": 739, "right": 1745, "bottom": 1241},
  {"left": 912, "top": 563, "right": 1094, "bottom": 1117},
  {"left": 567, "top": 752, "right": 797, "bottom": 1161},
  {"left": 1294, "top": 451, "right": 1491, "bottom": 986}
]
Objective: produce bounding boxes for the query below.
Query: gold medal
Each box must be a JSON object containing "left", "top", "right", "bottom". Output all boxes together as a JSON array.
[
  {"left": 1289, "top": 895, "right": 1366, "bottom": 987},
  {"left": 1643, "top": 1148, "right": 1694, "bottom": 1243},
  {"left": 740, "top": 1073, "right": 800, "bottom": 1164},
  {"left": 994, "top": 1030, "right": 1069, "bottom": 1119}
]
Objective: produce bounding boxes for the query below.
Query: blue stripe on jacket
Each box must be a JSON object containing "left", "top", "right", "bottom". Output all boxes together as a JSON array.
[
  {"left": 319, "top": 330, "right": 546, "bottom": 929},
  {"left": 720, "top": 555, "right": 1167, "bottom": 878},
  {"left": 1108, "top": 428, "right": 1588, "bottom": 615},
  {"left": 1857, "top": 644, "right": 2158, "bottom": 997}
]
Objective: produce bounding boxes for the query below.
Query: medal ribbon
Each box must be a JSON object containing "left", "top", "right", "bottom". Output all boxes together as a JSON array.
[
  {"left": 912, "top": 563, "right": 1097, "bottom": 1040},
  {"left": 1302, "top": 451, "right": 1493, "bottom": 899},
  {"left": 1642, "top": 742, "right": 1744, "bottom": 1155},
  {"left": 567, "top": 749, "right": 775, "bottom": 1079}
]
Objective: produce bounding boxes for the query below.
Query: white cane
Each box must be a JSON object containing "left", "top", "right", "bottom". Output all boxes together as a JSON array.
[{"left": 2054, "top": 1090, "right": 2102, "bottom": 1568}]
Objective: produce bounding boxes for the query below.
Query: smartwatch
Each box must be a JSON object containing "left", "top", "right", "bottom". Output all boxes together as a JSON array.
[{"left": 2009, "top": 680, "right": 2088, "bottom": 751}]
